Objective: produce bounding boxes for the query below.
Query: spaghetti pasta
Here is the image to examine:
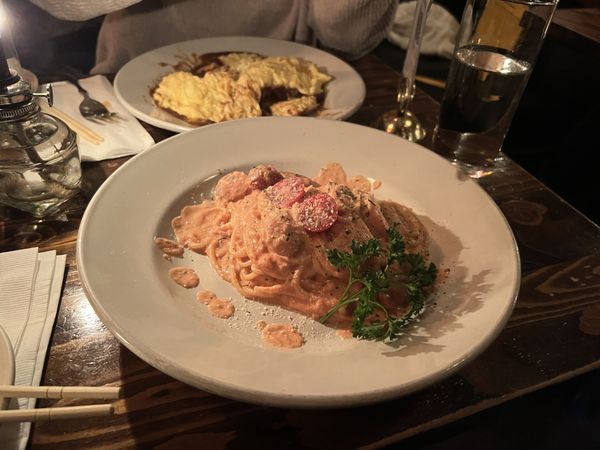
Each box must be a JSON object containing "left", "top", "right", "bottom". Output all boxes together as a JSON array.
[{"left": 171, "top": 163, "right": 430, "bottom": 325}]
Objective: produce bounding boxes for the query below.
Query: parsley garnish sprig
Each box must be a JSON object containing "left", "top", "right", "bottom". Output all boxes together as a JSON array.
[{"left": 319, "top": 225, "right": 437, "bottom": 342}]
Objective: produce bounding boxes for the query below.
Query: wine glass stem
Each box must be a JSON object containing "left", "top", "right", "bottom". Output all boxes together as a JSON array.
[{"left": 397, "top": 0, "right": 433, "bottom": 117}]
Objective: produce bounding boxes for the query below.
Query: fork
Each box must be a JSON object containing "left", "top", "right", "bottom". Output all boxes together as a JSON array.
[
  {"left": 58, "top": 70, "right": 121, "bottom": 123},
  {"left": 69, "top": 79, "right": 120, "bottom": 123}
]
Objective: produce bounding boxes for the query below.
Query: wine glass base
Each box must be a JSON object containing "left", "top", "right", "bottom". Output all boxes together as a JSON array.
[
  {"left": 448, "top": 153, "right": 508, "bottom": 179},
  {"left": 375, "top": 110, "right": 426, "bottom": 142}
]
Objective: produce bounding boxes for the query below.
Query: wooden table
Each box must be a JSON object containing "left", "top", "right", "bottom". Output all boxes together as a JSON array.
[
  {"left": 551, "top": 7, "right": 600, "bottom": 46},
  {"left": 1, "top": 54, "right": 600, "bottom": 449}
]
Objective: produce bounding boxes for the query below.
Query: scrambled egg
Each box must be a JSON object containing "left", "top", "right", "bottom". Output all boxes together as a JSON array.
[
  {"left": 220, "top": 53, "right": 331, "bottom": 95},
  {"left": 152, "top": 53, "right": 332, "bottom": 124},
  {"left": 152, "top": 70, "right": 261, "bottom": 123},
  {"left": 270, "top": 96, "right": 318, "bottom": 116}
]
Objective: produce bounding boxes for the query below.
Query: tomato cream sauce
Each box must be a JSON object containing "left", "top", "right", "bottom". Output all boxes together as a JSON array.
[
  {"left": 336, "top": 329, "right": 354, "bottom": 339},
  {"left": 169, "top": 267, "right": 199, "bottom": 289},
  {"left": 258, "top": 323, "right": 305, "bottom": 349},
  {"left": 196, "top": 290, "right": 235, "bottom": 318},
  {"left": 155, "top": 237, "right": 184, "bottom": 259},
  {"left": 171, "top": 163, "right": 431, "bottom": 328}
]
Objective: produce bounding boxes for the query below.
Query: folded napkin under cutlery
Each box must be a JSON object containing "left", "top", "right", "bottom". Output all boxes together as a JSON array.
[
  {"left": 0, "top": 248, "right": 66, "bottom": 450},
  {"left": 49, "top": 75, "right": 155, "bottom": 162}
]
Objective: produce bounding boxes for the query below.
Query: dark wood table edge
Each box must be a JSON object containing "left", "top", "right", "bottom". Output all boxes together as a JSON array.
[{"left": 367, "top": 360, "right": 600, "bottom": 448}]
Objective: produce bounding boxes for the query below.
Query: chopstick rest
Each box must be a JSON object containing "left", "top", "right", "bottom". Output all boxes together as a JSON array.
[
  {"left": 0, "top": 385, "right": 121, "bottom": 399},
  {"left": 0, "top": 404, "right": 113, "bottom": 423}
]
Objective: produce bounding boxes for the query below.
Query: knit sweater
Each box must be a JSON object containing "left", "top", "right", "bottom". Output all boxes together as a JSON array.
[{"left": 32, "top": 0, "right": 397, "bottom": 74}]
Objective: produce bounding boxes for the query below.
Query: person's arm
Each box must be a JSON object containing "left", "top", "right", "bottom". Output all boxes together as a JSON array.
[
  {"left": 30, "top": 0, "right": 141, "bottom": 21},
  {"left": 308, "top": 0, "right": 398, "bottom": 60}
]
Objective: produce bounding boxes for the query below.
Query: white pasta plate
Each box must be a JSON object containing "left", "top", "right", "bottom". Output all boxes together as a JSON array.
[
  {"left": 77, "top": 117, "right": 520, "bottom": 408},
  {"left": 114, "top": 36, "right": 366, "bottom": 133},
  {"left": 0, "top": 324, "right": 15, "bottom": 410}
]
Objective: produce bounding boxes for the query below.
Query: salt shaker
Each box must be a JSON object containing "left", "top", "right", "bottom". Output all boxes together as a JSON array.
[{"left": 0, "top": 54, "right": 81, "bottom": 217}]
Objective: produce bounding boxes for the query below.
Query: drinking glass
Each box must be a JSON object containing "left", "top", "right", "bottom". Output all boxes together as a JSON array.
[{"left": 432, "top": 0, "right": 558, "bottom": 177}]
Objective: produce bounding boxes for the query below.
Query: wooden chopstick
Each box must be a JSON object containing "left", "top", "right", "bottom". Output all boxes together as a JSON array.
[
  {"left": 415, "top": 74, "right": 446, "bottom": 89},
  {"left": 40, "top": 103, "right": 105, "bottom": 145},
  {"left": 0, "top": 385, "right": 121, "bottom": 400},
  {"left": 0, "top": 404, "right": 114, "bottom": 423}
]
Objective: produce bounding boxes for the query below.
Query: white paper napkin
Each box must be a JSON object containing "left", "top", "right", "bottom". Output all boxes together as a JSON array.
[
  {"left": 50, "top": 75, "right": 155, "bottom": 162},
  {"left": 0, "top": 248, "right": 66, "bottom": 450},
  {"left": 388, "top": 1, "right": 459, "bottom": 59}
]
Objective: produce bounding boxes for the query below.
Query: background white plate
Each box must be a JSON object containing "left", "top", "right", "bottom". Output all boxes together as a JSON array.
[
  {"left": 77, "top": 117, "right": 520, "bottom": 408},
  {"left": 0, "top": 324, "right": 15, "bottom": 410},
  {"left": 114, "top": 37, "right": 366, "bottom": 133}
]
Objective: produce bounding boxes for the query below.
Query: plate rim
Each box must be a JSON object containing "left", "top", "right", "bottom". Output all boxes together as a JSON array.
[
  {"left": 77, "top": 117, "right": 521, "bottom": 408},
  {"left": 0, "top": 323, "right": 15, "bottom": 410},
  {"left": 113, "top": 36, "right": 367, "bottom": 133}
]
